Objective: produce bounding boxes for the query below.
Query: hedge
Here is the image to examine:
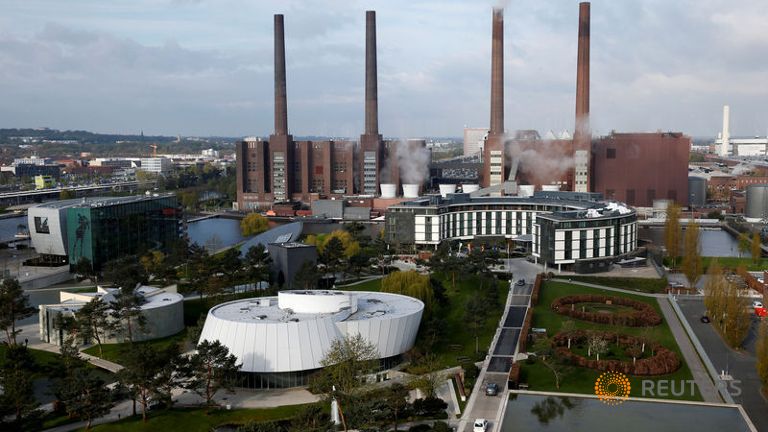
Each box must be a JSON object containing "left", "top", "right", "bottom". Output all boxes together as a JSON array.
[{"left": 551, "top": 294, "right": 662, "bottom": 327}]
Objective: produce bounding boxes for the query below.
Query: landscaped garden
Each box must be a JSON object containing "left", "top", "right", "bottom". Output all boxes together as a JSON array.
[{"left": 519, "top": 280, "right": 702, "bottom": 401}]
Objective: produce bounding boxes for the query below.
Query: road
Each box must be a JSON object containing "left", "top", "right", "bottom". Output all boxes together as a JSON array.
[
  {"left": 459, "top": 258, "right": 540, "bottom": 432},
  {"left": 677, "top": 297, "right": 768, "bottom": 432}
]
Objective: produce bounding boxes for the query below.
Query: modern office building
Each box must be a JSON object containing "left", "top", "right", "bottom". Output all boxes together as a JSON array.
[
  {"left": 28, "top": 194, "right": 181, "bottom": 269},
  {"left": 198, "top": 290, "right": 424, "bottom": 388},
  {"left": 138, "top": 157, "right": 172, "bottom": 175},
  {"left": 39, "top": 285, "right": 184, "bottom": 345},
  {"left": 266, "top": 242, "right": 317, "bottom": 289},
  {"left": 385, "top": 190, "right": 637, "bottom": 272}
]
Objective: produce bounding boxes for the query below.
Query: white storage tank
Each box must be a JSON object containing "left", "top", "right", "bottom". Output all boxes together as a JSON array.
[
  {"left": 542, "top": 184, "right": 561, "bottom": 192},
  {"left": 462, "top": 184, "right": 480, "bottom": 193},
  {"left": 439, "top": 184, "right": 457, "bottom": 198},
  {"left": 518, "top": 185, "right": 535, "bottom": 197},
  {"left": 402, "top": 184, "right": 420, "bottom": 199},
  {"left": 380, "top": 183, "right": 397, "bottom": 199}
]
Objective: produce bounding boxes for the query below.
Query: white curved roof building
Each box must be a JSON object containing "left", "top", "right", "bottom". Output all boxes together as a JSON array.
[{"left": 199, "top": 290, "right": 424, "bottom": 388}]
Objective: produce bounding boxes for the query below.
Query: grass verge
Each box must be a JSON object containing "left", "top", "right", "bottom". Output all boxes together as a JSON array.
[{"left": 566, "top": 275, "right": 668, "bottom": 293}]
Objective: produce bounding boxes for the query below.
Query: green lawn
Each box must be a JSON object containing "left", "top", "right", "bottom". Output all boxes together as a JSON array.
[
  {"left": 566, "top": 275, "right": 668, "bottom": 293},
  {"left": 521, "top": 280, "right": 702, "bottom": 401},
  {"left": 337, "top": 277, "right": 383, "bottom": 292},
  {"left": 87, "top": 405, "right": 311, "bottom": 432},
  {"left": 83, "top": 330, "right": 189, "bottom": 364},
  {"left": 702, "top": 256, "right": 768, "bottom": 271}
]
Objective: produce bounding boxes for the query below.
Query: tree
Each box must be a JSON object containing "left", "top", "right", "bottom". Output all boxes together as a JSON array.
[
  {"left": 381, "top": 271, "right": 434, "bottom": 316},
  {"left": 664, "top": 203, "right": 682, "bottom": 268},
  {"left": 244, "top": 244, "right": 272, "bottom": 286},
  {"left": 74, "top": 298, "right": 111, "bottom": 358},
  {"left": 681, "top": 222, "right": 702, "bottom": 289},
  {"left": 184, "top": 340, "right": 241, "bottom": 408},
  {"left": 532, "top": 336, "right": 569, "bottom": 389},
  {"left": 587, "top": 334, "right": 608, "bottom": 361},
  {"left": 306, "top": 230, "right": 361, "bottom": 258},
  {"left": 464, "top": 296, "right": 486, "bottom": 354},
  {"left": 315, "top": 333, "right": 378, "bottom": 395},
  {"left": 72, "top": 257, "right": 99, "bottom": 283},
  {"left": 293, "top": 260, "right": 320, "bottom": 290},
  {"left": 321, "top": 237, "right": 346, "bottom": 278},
  {"left": 103, "top": 256, "right": 148, "bottom": 291},
  {"left": 381, "top": 383, "right": 409, "bottom": 432},
  {"left": 109, "top": 288, "right": 147, "bottom": 343},
  {"left": 560, "top": 320, "right": 576, "bottom": 349},
  {"left": 216, "top": 248, "right": 243, "bottom": 285},
  {"left": 118, "top": 344, "right": 182, "bottom": 422},
  {"left": 240, "top": 213, "right": 269, "bottom": 236},
  {"left": 751, "top": 232, "right": 762, "bottom": 264},
  {"left": 0, "top": 278, "right": 36, "bottom": 345},
  {"left": 738, "top": 233, "right": 751, "bottom": 259},
  {"left": 409, "top": 354, "right": 443, "bottom": 398},
  {"left": 60, "top": 189, "right": 76, "bottom": 200},
  {"left": 139, "top": 251, "right": 166, "bottom": 279},
  {"left": 721, "top": 281, "right": 751, "bottom": 348},
  {"left": 427, "top": 243, "right": 465, "bottom": 292},
  {"left": 55, "top": 338, "right": 113, "bottom": 431},
  {"left": 756, "top": 320, "right": 768, "bottom": 391},
  {"left": 0, "top": 345, "right": 41, "bottom": 427}
]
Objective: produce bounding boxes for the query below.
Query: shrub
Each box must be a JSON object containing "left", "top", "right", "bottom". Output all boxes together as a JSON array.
[{"left": 550, "top": 295, "right": 662, "bottom": 327}]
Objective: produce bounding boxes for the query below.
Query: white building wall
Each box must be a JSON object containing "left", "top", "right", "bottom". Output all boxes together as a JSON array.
[{"left": 28, "top": 206, "right": 68, "bottom": 256}]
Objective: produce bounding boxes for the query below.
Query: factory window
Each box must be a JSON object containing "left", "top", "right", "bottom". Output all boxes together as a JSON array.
[
  {"left": 506, "top": 212, "right": 512, "bottom": 235},
  {"left": 476, "top": 212, "right": 482, "bottom": 235},
  {"left": 564, "top": 231, "right": 572, "bottom": 260},
  {"left": 607, "top": 148, "right": 616, "bottom": 159},
  {"left": 485, "top": 212, "right": 492, "bottom": 234},
  {"left": 467, "top": 213, "right": 473, "bottom": 235},
  {"left": 459, "top": 213, "right": 465, "bottom": 236},
  {"left": 647, "top": 189, "right": 656, "bottom": 204},
  {"left": 626, "top": 189, "right": 636, "bottom": 206}
]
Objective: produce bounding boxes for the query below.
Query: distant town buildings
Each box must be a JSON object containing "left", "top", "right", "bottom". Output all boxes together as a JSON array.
[{"left": 138, "top": 157, "right": 173, "bottom": 175}]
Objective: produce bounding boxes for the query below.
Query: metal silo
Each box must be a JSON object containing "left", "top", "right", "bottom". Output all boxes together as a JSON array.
[
  {"left": 746, "top": 185, "right": 768, "bottom": 219},
  {"left": 688, "top": 176, "right": 706, "bottom": 207}
]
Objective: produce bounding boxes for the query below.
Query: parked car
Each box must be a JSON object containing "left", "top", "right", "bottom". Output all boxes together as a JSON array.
[
  {"left": 753, "top": 301, "right": 764, "bottom": 309},
  {"left": 516, "top": 279, "right": 526, "bottom": 286},
  {"left": 485, "top": 383, "right": 499, "bottom": 396},
  {"left": 474, "top": 419, "right": 489, "bottom": 432},
  {"left": 700, "top": 315, "right": 710, "bottom": 323},
  {"left": 669, "top": 281, "right": 684, "bottom": 288}
]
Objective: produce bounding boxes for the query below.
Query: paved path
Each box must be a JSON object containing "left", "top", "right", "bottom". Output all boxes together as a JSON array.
[{"left": 657, "top": 298, "right": 721, "bottom": 402}]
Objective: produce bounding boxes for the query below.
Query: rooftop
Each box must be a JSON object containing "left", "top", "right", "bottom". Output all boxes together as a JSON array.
[
  {"left": 209, "top": 290, "right": 424, "bottom": 325},
  {"left": 31, "top": 193, "right": 176, "bottom": 210}
]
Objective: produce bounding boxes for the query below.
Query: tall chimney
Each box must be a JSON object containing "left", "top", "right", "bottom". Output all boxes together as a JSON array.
[
  {"left": 574, "top": 2, "right": 590, "bottom": 142},
  {"left": 490, "top": 8, "right": 504, "bottom": 136},
  {"left": 274, "top": 14, "right": 288, "bottom": 136},
  {"left": 721, "top": 105, "right": 730, "bottom": 157},
  {"left": 365, "top": 11, "right": 379, "bottom": 136}
]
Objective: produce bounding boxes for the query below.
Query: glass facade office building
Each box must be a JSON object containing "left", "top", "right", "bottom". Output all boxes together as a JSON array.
[{"left": 66, "top": 195, "right": 181, "bottom": 269}]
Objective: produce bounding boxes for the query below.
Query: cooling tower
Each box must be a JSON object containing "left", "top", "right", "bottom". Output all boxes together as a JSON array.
[
  {"left": 439, "top": 184, "right": 457, "bottom": 198},
  {"left": 402, "top": 184, "right": 420, "bottom": 199},
  {"left": 518, "top": 185, "right": 535, "bottom": 197},
  {"left": 462, "top": 184, "right": 480, "bottom": 194},
  {"left": 380, "top": 183, "right": 396, "bottom": 199}
]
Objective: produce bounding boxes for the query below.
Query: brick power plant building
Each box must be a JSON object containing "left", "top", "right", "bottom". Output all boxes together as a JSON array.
[{"left": 237, "top": 3, "right": 690, "bottom": 211}]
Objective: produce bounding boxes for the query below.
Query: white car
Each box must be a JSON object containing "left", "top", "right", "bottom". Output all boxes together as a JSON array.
[
  {"left": 754, "top": 301, "right": 764, "bottom": 309},
  {"left": 474, "top": 419, "right": 489, "bottom": 432}
]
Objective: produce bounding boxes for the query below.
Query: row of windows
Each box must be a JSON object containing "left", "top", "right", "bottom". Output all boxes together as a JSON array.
[{"left": 436, "top": 211, "right": 536, "bottom": 239}]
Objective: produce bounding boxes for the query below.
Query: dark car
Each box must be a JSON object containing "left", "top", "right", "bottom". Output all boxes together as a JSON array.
[
  {"left": 485, "top": 383, "right": 499, "bottom": 396},
  {"left": 700, "top": 315, "right": 710, "bottom": 323},
  {"left": 515, "top": 279, "right": 526, "bottom": 286}
]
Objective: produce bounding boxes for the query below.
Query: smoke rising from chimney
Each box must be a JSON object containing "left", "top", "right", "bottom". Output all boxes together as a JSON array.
[
  {"left": 396, "top": 140, "right": 431, "bottom": 185},
  {"left": 507, "top": 138, "right": 574, "bottom": 188}
]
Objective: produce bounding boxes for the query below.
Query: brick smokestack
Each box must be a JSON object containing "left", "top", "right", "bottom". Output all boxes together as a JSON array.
[
  {"left": 574, "top": 2, "right": 590, "bottom": 143},
  {"left": 490, "top": 7, "right": 504, "bottom": 136},
  {"left": 365, "top": 11, "right": 378, "bottom": 136},
  {"left": 274, "top": 14, "right": 288, "bottom": 136}
]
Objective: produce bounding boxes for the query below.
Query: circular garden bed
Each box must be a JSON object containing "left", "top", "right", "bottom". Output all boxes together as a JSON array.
[
  {"left": 551, "top": 294, "right": 662, "bottom": 327},
  {"left": 552, "top": 330, "right": 680, "bottom": 376}
]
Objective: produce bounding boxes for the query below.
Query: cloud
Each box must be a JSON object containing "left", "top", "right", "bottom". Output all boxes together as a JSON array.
[{"left": 0, "top": 0, "right": 765, "bottom": 137}]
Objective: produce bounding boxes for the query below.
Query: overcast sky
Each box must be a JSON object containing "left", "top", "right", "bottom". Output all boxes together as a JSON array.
[{"left": 0, "top": 0, "right": 766, "bottom": 138}]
